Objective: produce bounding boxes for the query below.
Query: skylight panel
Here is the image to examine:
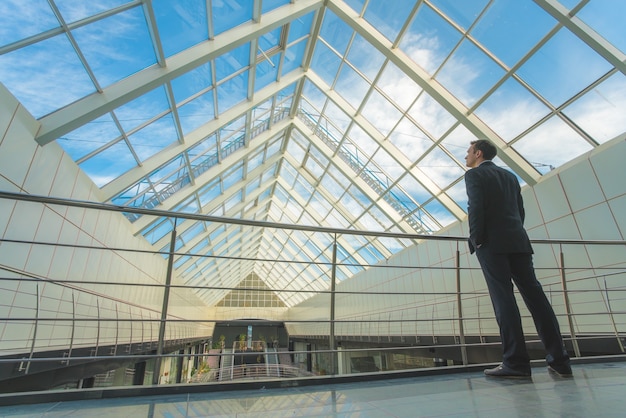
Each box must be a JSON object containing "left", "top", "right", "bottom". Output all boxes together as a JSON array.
[
  {"left": 173, "top": 195, "right": 200, "bottom": 214},
  {"left": 71, "top": 7, "right": 156, "bottom": 88},
  {"left": 370, "top": 147, "right": 404, "bottom": 181},
  {"left": 416, "top": 146, "right": 464, "bottom": 189},
  {"left": 0, "top": 0, "right": 58, "bottom": 45},
  {"left": 562, "top": 72, "right": 626, "bottom": 144},
  {"left": 470, "top": 0, "right": 556, "bottom": 68},
  {"left": 212, "top": 0, "right": 254, "bottom": 36},
  {"left": 435, "top": 38, "right": 505, "bottom": 108},
  {"left": 0, "top": 34, "right": 95, "bottom": 118},
  {"left": 309, "top": 191, "right": 332, "bottom": 219},
  {"left": 334, "top": 64, "right": 371, "bottom": 109},
  {"left": 171, "top": 62, "right": 213, "bottom": 103},
  {"left": 516, "top": 28, "right": 613, "bottom": 107},
  {"left": 255, "top": 53, "right": 281, "bottom": 90},
  {"left": 512, "top": 116, "right": 593, "bottom": 172},
  {"left": 143, "top": 218, "right": 174, "bottom": 245},
  {"left": 282, "top": 40, "right": 307, "bottom": 75},
  {"left": 406, "top": 94, "right": 454, "bottom": 140},
  {"left": 577, "top": 1, "right": 626, "bottom": 54},
  {"left": 398, "top": 3, "right": 461, "bottom": 75},
  {"left": 377, "top": 61, "right": 421, "bottom": 111},
  {"left": 247, "top": 149, "right": 265, "bottom": 173},
  {"left": 345, "top": 123, "right": 378, "bottom": 157},
  {"left": 221, "top": 162, "right": 244, "bottom": 189},
  {"left": 215, "top": 42, "right": 250, "bottom": 81},
  {"left": 361, "top": 89, "right": 404, "bottom": 137},
  {"left": 58, "top": 113, "right": 120, "bottom": 161},
  {"left": 266, "top": 136, "right": 282, "bottom": 156},
  {"left": 287, "top": 11, "right": 314, "bottom": 44},
  {"left": 152, "top": 0, "right": 208, "bottom": 57},
  {"left": 347, "top": 32, "right": 386, "bottom": 78},
  {"left": 430, "top": 0, "right": 490, "bottom": 31},
  {"left": 127, "top": 114, "right": 178, "bottom": 161},
  {"left": 422, "top": 200, "right": 453, "bottom": 229},
  {"left": 224, "top": 191, "right": 243, "bottom": 213},
  {"left": 216, "top": 72, "right": 249, "bottom": 113},
  {"left": 177, "top": 90, "right": 216, "bottom": 135},
  {"left": 310, "top": 40, "right": 343, "bottom": 86},
  {"left": 78, "top": 141, "right": 137, "bottom": 187},
  {"left": 361, "top": 0, "right": 416, "bottom": 43},
  {"left": 387, "top": 117, "right": 430, "bottom": 158},
  {"left": 398, "top": 174, "right": 431, "bottom": 207},
  {"left": 474, "top": 77, "right": 551, "bottom": 142},
  {"left": 114, "top": 85, "right": 171, "bottom": 131}
]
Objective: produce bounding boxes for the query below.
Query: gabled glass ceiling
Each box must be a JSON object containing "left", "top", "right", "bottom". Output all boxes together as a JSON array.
[{"left": 1, "top": 0, "right": 625, "bottom": 308}]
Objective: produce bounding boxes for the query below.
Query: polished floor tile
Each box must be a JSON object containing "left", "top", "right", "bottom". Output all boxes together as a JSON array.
[{"left": 1, "top": 361, "right": 625, "bottom": 417}]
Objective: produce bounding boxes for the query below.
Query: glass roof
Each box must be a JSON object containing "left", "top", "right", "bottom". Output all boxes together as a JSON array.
[{"left": 1, "top": 0, "right": 625, "bottom": 308}]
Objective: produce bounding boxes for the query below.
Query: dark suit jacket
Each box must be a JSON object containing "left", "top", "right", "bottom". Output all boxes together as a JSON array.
[{"left": 464, "top": 161, "right": 533, "bottom": 255}]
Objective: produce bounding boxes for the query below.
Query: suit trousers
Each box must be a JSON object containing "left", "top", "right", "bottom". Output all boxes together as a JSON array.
[{"left": 475, "top": 248, "right": 570, "bottom": 371}]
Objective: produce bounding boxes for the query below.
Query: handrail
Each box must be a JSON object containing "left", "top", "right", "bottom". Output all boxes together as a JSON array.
[{"left": 0, "top": 190, "right": 624, "bottom": 393}]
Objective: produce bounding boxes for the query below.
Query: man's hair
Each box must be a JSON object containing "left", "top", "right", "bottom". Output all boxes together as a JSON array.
[{"left": 471, "top": 139, "right": 497, "bottom": 160}]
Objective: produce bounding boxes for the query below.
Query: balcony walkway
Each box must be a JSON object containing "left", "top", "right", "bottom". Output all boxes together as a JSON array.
[{"left": 0, "top": 359, "right": 624, "bottom": 417}]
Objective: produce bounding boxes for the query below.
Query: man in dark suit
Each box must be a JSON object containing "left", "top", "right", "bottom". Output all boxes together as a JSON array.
[{"left": 464, "top": 139, "right": 571, "bottom": 378}]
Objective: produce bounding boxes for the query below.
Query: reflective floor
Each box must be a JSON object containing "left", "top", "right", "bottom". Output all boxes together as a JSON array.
[{"left": 1, "top": 361, "right": 625, "bottom": 417}]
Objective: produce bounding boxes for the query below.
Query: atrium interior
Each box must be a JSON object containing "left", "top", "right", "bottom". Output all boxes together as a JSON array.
[{"left": 0, "top": 0, "right": 625, "bottom": 415}]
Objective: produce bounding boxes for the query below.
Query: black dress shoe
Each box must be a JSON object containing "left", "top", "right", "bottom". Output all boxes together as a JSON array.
[
  {"left": 548, "top": 363, "right": 573, "bottom": 377},
  {"left": 484, "top": 364, "right": 531, "bottom": 378}
]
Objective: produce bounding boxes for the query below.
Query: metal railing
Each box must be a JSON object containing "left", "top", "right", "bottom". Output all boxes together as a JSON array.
[{"left": 0, "top": 190, "right": 625, "bottom": 393}]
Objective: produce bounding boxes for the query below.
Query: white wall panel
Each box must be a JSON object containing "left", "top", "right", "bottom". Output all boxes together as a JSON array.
[{"left": 0, "top": 87, "right": 211, "bottom": 357}]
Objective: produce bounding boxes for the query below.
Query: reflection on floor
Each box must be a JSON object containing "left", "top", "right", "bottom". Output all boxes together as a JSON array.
[{"left": 1, "top": 361, "right": 625, "bottom": 417}]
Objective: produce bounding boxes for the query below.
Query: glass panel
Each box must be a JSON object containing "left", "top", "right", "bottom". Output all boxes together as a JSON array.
[
  {"left": 178, "top": 92, "right": 215, "bottom": 135},
  {"left": 377, "top": 62, "right": 421, "bottom": 111},
  {"left": 55, "top": 0, "right": 134, "bottom": 21},
  {"left": 213, "top": 0, "right": 253, "bottom": 36},
  {"left": 127, "top": 113, "right": 178, "bottom": 162},
  {"left": 436, "top": 39, "right": 505, "bottom": 108},
  {"left": 577, "top": 0, "right": 626, "bottom": 54},
  {"left": 255, "top": 53, "right": 280, "bottom": 90},
  {"left": 259, "top": 27, "right": 281, "bottom": 52},
  {"left": 399, "top": 3, "right": 462, "bottom": 74},
  {"left": 417, "top": 146, "right": 464, "bottom": 189},
  {"left": 59, "top": 113, "right": 121, "bottom": 161},
  {"left": 262, "top": 0, "right": 290, "bottom": 14},
  {"left": 0, "top": 0, "right": 58, "bottom": 45},
  {"left": 512, "top": 116, "right": 593, "bottom": 172},
  {"left": 153, "top": 0, "right": 208, "bottom": 57},
  {"left": 282, "top": 39, "right": 307, "bottom": 75},
  {"left": 0, "top": 35, "right": 94, "bottom": 118},
  {"left": 334, "top": 64, "right": 371, "bottom": 110},
  {"left": 310, "top": 41, "right": 342, "bottom": 86},
  {"left": 215, "top": 42, "right": 250, "bottom": 81},
  {"left": 388, "top": 117, "right": 431, "bottom": 159},
  {"left": 114, "top": 86, "right": 170, "bottom": 132},
  {"left": 79, "top": 141, "right": 137, "bottom": 187},
  {"left": 346, "top": 33, "right": 385, "bottom": 81},
  {"left": 361, "top": 89, "right": 403, "bottom": 137},
  {"left": 288, "top": 11, "right": 314, "bottom": 44},
  {"left": 471, "top": 0, "right": 556, "bottom": 67},
  {"left": 319, "top": 10, "right": 352, "bottom": 54},
  {"left": 430, "top": 0, "right": 490, "bottom": 31},
  {"left": 408, "top": 93, "right": 455, "bottom": 139},
  {"left": 473, "top": 77, "right": 550, "bottom": 142},
  {"left": 563, "top": 72, "right": 626, "bottom": 144},
  {"left": 362, "top": 0, "right": 417, "bottom": 42},
  {"left": 516, "top": 28, "right": 612, "bottom": 107},
  {"left": 72, "top": 7, "right": 156, "bottom": 87},
  {"left": 217, "top": 71, "right": 248, "bottom": 112},
  {"left": 171, "top": 62, "right": 212, "bottom": 103}
]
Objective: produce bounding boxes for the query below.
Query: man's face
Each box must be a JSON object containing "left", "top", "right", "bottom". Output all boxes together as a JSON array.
[{"left": 465, "top": 144, "right": 480, "bottom": 168}]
